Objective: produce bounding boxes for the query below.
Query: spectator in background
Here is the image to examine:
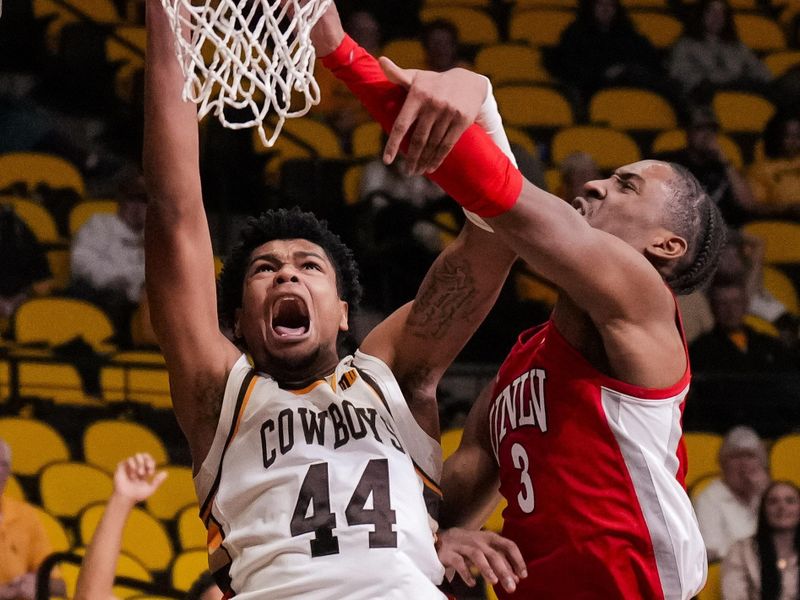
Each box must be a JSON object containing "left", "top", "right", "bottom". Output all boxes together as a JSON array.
[
  {"left": 74, "top": 453, "right": 221, "bottom": 600},
  {"left": 747, "top": 111, "right": 800, "bottom": 219},
  {"left": 655, "top": 107, "right": 757, "bottom": 227},
  {"left": 0, "top": 439, "right": 66, "bottom": 600},
  {"left": 694, "top": 426, "right": 771, "bottom": 562},
  {"left": 689, "top": 274, "right": 797, "bottom": 373},
  {"left": 70, "top": 173, "right": 147, "bottom": 348},
  {"left": 422, "top": 19, "right": 469, "bottom": 73},
  {"left": 0, "top": 204, "right": 52, "bottom": 328},
  {"left": 357, "top": 153, "right": 448, "bottom": 310},
  {"left": 668, "top": 0, "right": 770, "bottom": 104},
  {"left": 722, "top": 480, "right": 800, "bottom": 600},
  {"left": 556, "top": 152, "right": 600, "bottom": 202},
  {"left": 547, "top": 0, "right": 663, "bottom": 108}
]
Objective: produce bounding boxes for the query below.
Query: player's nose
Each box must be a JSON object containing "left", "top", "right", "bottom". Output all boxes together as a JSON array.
[{"left": 583, "top": 178, "right": 607, "bottom": 200}]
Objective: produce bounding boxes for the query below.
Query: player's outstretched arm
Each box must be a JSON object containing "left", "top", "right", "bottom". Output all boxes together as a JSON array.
[
  {"left": 143, "top": 0, "right": 240, "bottom": 463},
  {"left": 74, "top": 454, "right": 167, "bottom": 600}
]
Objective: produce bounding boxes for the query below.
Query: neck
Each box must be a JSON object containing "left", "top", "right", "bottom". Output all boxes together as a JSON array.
[
  {"left": 260, "top": 350, "right": 342, "bottom": 388},
  {"left": 773, "top": 530, "right": 797, "bottom": 555}
]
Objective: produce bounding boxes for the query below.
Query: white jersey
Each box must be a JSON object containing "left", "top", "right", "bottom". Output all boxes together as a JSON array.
[{"left": 194, "top": 351, "right": 446, "bottom": 599}]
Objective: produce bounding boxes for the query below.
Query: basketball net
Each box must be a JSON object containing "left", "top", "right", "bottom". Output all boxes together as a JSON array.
[{"left": 160, "top": 0, "right": 332, "bottom": 147}]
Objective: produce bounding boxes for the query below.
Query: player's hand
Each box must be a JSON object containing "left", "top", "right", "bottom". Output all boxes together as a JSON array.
[
  {"left": 436, "top": 527, "right": 527, "bottom": 593},
  {"left": 113, "top": 453, "right": 168, "bottom": 505},
  {"left": 379, "top": 59, "right": 488, "bottom": 175}
]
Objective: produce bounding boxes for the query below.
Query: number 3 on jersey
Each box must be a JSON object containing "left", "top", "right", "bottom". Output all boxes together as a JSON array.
[
  {"left": 290, "top": 459, "right": 398, "bottom": 557},
  {"left": 511, "top": 442, "right": 535, "bottom": 513}
]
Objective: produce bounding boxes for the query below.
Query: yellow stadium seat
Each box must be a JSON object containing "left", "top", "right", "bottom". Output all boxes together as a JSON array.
[
  {"left": 744, "top": 314, "right": 780, "bottom": 337},
  {"left": 32, "top": 506, "right": 71, "bottom": 552},
  {"left": 83, "top": 420, "right": 168, "bottom": 473},
  {"left": 486, "top": 580, "right": 500, "bottom": 600},
  {"left": 101, "top": 365, "right": 172, "bottom": 408},
  {"left": 381, "top": 39, "right": 426, "bottom": 70},
  {"left": 0, "top": 152, "right": 85, "bottom": 196},
  {"left": 762, "top": 266, "right": 798, "bottom": 314},
  {"left": 494, "top": 85, "right": 573, "bottom": 128},
  {"left": 0, "top": 359, "right": 8, "bottom": 400},
  {"left": 351, "top": 121, "right": 383, "bottom": 159},
  {"left": 6, "top": 474, "right": 25, "bottom": 501},
  {"left": 697, "top": 562, "right": 721, "bottom": 600},
  {"left": 177, "top": 505, "right": 207, "bottom": 550},
  {"left": 40, "top": 462, "right": 114, "bottom": 518},
  {"left": 650, "top": 129, "right": 744, "bottom": 170},
  {"left": 630, "top": 11, "right": 683, "bottom": 48},
  {"left": 0, "top": 418, "right": 70, "bottom": 476},
  {"left": 505, "top": 127, "right": 538, "bottom": 158},
  {"left": 255, "top": 118, "right": 343, "bottom": 180},
  {"left": 106, "top": 26, "right": 146, "bottom": 101},
  {"left": 80, "top": 503, "right": 174, "bottom": 571},
  {"left": 764, "top": 50, "right": 800, "bottom": 77},
  {"left": 551, "top": 126, "right": 641, "bottom": 170},
  {"left": 342, "top": 164, "right": 363, "bottom": 206},
  {"left": 514, "top": 0, "right": 577, "bottom": 9},
  {"left": 111, "top": 351, "right": 165, "bottom": 365},
  {"left": 17, "top": 361, "right": 96, "bottom": 405},
  {"left": 713, "top": 92, "right": 775, "bottom": 133},
  {"left": 475, "top": 44, "right": 552, "bottom": 84},
  {"left": 69, "top": 200, "right": 119, "bottom": 237},
  {"left": 483, "top": 497, "right": 508, "bottom": 532},
  {"left": 622, "top": 0, "right": 667, "bottom": 8},
  {"left": 145, "top": 466, "right": 196, "bottom": 520},
  {"left": 420, "top": 7, "right": 499, "bottom": 45},
  {"left": 46, "top": 249, "right": 70, "bottom": 291},
  {"left": 734, "top": 14, "right": 787, "bottom": 51},
  {"left": 589, "top": 87, "right": 676, "bottom": 130},
  {"left": 425, "top": 0, "right": 490, "bottom": 6},
  {"left": 14, "top": 297, "right": 116, "bottom": 352},
  {"left": 509, "top": 9, "right": 575, "bottom": 46},
  {"left": 0, "top": 197, "right": 61, "bottom": 244},
  {"left": 441, "top": 428, "right": 464, "bottom": 461},
  {"left": 683, "top": 432, "right": 722, "bottom": 489},
  {"left": 771, "top": 434, "right": 800, "bottom": 486},
  {"left": 33, "top": 0, "right": 122, "bottom": 52},
  {"left": 171, "top": 549, "right": 209, "bottom": 591},
  {"left": 742, "top": 220, "right": 800, "bottom": 263},
  {"left": 545, "top": 167, "right": 562, "bottom": 194}
]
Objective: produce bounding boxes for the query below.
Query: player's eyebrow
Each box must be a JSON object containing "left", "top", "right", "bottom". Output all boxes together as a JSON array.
[
  {"left": 248, "top": 251, "right": 329, "bottom": 266},
  {"left": 613, "top": 170, "right": 645, "bottom": 186}
]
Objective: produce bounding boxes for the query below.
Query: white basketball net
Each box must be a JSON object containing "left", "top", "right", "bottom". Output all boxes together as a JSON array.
[{"left": 160, "top": 0, "right": 332, "bottom": 147}]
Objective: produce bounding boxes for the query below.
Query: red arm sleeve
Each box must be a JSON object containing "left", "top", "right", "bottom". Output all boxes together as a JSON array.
[{"left": 321, "top": 35, "right": 523, "bottom": 218}]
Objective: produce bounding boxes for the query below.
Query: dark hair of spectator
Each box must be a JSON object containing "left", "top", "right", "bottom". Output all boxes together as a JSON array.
[
  {"left": 422, "top": 18, "right": 459, "bottom": 46},
  {"left": 575, "top": 0, "right": 635, "bottom": 32},
  {"left": 755, "top": 481, "right": 800, "bottom": 600},
  {"left": 685, "top": 0, "right": 738, "bottom": 42},
  {"left": 218, "top": 207, "right": 362, "bottom": 340},
  {"left": 763, "top": 111, "right": 800, "bottom": 159}
]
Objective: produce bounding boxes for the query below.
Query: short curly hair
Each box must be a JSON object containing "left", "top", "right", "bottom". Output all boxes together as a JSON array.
[{"left": 218, "top": 207, "right": 362, "bottom": 333}]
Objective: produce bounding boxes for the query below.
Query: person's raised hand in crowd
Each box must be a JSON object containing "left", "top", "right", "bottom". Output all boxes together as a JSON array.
[{"left": 113, "top": 452, "right": 168, "bottom": 506}]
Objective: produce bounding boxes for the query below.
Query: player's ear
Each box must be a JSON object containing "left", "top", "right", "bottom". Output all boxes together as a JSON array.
[
  {"left": 645, "top": 230, "right": 687, "bottom": 263},
  {"left": 339, "top": 301, "right": 349, "bottom": 333}
]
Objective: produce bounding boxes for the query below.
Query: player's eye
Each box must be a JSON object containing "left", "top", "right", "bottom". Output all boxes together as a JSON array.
[
  {"left": 255, "top": 263, "right": 275, "bottom": 273},
  {"left": 302, "top": 262, "right": 322, "bottom": 271}
]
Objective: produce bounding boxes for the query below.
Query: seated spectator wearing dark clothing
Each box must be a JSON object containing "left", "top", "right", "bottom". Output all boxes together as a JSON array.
[
  {"left": 0, "top": 205, "right": 52, "bottom": 328},
  {"left": 547, "top": 0, "right": 664, "bottom": 108},
  {"left": 690, "top": 276, "right": 797, "bottom": 373},
  {"left": 656, "top": 107, "right": 757, "bottom": 227}
]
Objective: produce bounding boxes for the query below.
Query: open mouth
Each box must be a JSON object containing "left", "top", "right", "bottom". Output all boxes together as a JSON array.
[{"left": 271, "top": 296, "right": 310, "bottom": 337}]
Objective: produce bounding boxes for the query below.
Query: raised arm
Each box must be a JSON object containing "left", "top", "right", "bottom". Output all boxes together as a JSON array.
[
  {"left": 74, "top": 454, "right": 167, "bottom": 600},
  {"left": 313, "top": 21, "right": 686, "bottom": 386},
  {"left": 143, "top": 0, "right": 240, "bottom": 464}
]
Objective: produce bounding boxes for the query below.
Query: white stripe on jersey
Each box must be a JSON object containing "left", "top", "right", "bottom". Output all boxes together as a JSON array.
[{"left": 600, "top": 384, "right": 708, "bottom": 600}]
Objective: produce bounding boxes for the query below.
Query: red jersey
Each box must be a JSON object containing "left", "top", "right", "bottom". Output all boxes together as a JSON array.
[{"left": 488, "top": 320, "right": 707, "bottom": 599}]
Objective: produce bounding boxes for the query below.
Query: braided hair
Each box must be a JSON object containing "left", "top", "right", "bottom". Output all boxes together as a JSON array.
[
  {"left": 218, "top": 207, "right": 363, "bottom": 335},
  {"left": 661, "top": 162, "right": 727, "bottom": 295}
]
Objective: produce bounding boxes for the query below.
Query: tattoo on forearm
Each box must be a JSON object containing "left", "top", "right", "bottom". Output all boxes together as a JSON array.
[{"left": 407, "top": 255, "right": 478, "bottom": 339}]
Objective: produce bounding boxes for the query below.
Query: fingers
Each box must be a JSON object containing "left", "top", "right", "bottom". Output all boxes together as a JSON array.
[
  {"left": 423, "top": 115, "right": 464, "bottom": 174},
  {"left": 384, "top": 91, "right": 422, "bottom": 165},
  {"left": 151, "top": 469, "right": 169, "bottom": 490},
  {"left": 440, "top": 550, "right": 477, "bottom": 587},
  {"left": 379, "top": 57, "right": 414, "bottom": 88},
  {"left": 405, "top": 107, "right": 444, "bottom": 175},
  {"left": 414, "top": 111, "right": 453, "bottom": 175},
  {"left": 122, "top": 453, "right": 157, "bottom": 481}
]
